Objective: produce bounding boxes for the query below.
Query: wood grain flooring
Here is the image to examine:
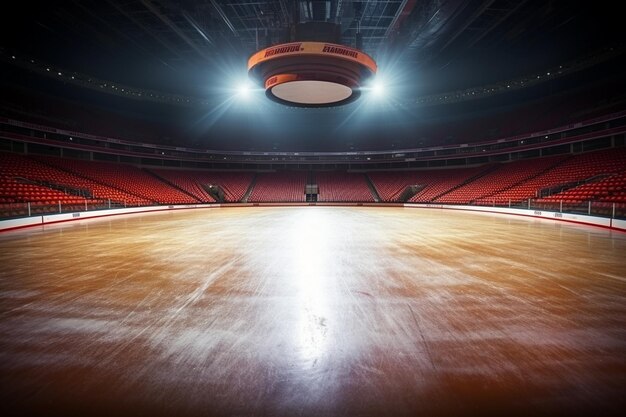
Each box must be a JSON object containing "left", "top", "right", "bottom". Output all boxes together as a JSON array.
[{"left": 0, "top": 207, "right": 625, "bottom": 417}]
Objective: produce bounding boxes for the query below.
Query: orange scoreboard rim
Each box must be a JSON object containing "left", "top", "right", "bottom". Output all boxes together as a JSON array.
[
  {"left": 247, "top": 42, "right": 377, "bottom": 75},
  {"left": 247, "top": 41, "right": 377, "bottom": 107}
]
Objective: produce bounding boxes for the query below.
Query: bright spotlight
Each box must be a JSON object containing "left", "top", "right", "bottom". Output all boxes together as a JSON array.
[
  {"left": 371, "top": 80, "right": 384, "bottom": 97},
  {"left": 362, "top": 77, "right": 385, "bottom": 99},
  {"left": 237, "top": 82, "right": 251, "bottom": 98}
]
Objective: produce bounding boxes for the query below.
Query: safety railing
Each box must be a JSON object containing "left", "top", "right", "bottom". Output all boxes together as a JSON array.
[
  {"left": 473, "top": 198, "right": 626, "bottom": 219},
  {"left": 0, "top": 199, "right": 134, "bottom": 219},
  {"left": 1, "top": 198, "right": 625, "bottom": 221}
]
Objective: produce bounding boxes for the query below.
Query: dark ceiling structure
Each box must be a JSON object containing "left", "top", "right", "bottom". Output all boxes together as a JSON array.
[
  {"left": 2, "top": 0, "right": 623, "bottom": 96},
  {"left": 0, "top": 1, "right": 624, "bottom": 151}
]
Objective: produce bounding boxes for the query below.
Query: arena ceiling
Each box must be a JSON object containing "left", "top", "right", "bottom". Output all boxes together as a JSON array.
[{"left": 1, "top": 1, "right": 625, "bottom": 151}]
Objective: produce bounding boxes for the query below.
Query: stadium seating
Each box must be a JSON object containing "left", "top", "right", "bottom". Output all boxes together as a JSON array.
[
  {"left": 316, "top": 172, "right": 374, "bottom": 202},
  {"left": 368, "top": 167, "right": 488, "bottom": 202},
  {"left": 533, "top": 149, "right": 626, "bottom": 203},
  {"left": 0, "top": 175, "right": 97, "bottom": 205},
  {"left": 480, "top": 148, "right": 626, "bottom": 205},
  {"left": 436, "top": 155, "right": 566, "bottom": 204},
  {"left": 248, "top": 171, "right": 308, "bottom": 202},
  {"left": 149, "top": 169, "right": 254, "bottom": 202},
  {"left": 410, "top": 166, "right": 491, "bottom": 203},
  {"left": 37, "top": 157, "right": 199, "bottom": 204},
  {"left": 0, "top": 152, "right": 107, "bottom": 211},
  {"left": 367, "top": 171, "right": 423, "bottom": 202},
  {"left": 1, "top": 147, "right": 625, "bottom": 218},
  {"left": 27, "top": 154, "right": 154, "bottom": 206}
]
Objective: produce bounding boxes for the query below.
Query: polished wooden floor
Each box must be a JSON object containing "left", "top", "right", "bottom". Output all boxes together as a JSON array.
[{"left": 1, "top": 207, "right": 625, "bottom": 417}]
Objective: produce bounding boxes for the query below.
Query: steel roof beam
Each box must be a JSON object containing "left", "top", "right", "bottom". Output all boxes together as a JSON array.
[
  {"left": 104, "top": 0, "right": 186, "bottom": 63},
  {"left": 139, "top": 0, "right": 213, "bottom": 61},
  {"left": 210, "top": 0, "right": 240, "bottom": 37}
]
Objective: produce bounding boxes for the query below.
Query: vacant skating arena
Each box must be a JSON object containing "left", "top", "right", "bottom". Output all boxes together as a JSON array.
[
  {"left": 1, "top": 207, "right": 625, "bottom": 416},
  {"left": 1, "top": 1, "right": 626, "bottom": 416}
]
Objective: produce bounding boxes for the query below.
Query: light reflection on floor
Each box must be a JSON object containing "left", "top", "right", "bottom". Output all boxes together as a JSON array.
[
  {"left": 0, "top": 207, "right": 625, "bottom": 417},
  {"left": 291, "top": 209, "right": 332, "bottom": 367}
]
